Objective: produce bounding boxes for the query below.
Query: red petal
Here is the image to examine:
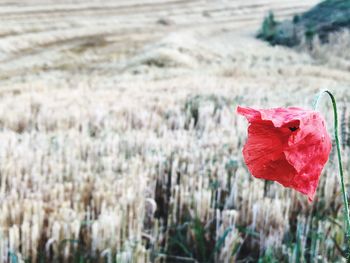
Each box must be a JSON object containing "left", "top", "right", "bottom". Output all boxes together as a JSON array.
[
  {"left": 259, "top": 107, "right": 307, "bottom": 128},
  {"left": 237, "top": 105, "right": 332, "bottom": 201},
  {"left": 284, "top": 111, "right": 332, "bottom": 200},
  {"left": 237, "top": 106, "right": 262, "bottom": 122},
  {"left": 242, "top": 122, "right": 294, "bottom": 185}
]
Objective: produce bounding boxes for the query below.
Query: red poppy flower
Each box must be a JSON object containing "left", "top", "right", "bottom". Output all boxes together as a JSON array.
[{"left": 237, "top": 106, "right": 332, "bottom": 201}]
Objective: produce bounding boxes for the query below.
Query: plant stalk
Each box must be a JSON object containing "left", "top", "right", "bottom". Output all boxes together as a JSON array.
[{"left": 314, "top": 90, "right": 350, "bottom": 260}]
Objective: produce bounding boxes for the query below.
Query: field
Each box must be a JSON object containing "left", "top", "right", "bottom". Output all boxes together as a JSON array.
[{"left": 0, "top": 0, "right": 350, "bottom": 262}]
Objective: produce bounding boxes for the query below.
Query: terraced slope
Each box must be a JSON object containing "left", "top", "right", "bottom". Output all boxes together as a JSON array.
[{"left": 0, "top": 0, "right": 319, "bottom": 83}]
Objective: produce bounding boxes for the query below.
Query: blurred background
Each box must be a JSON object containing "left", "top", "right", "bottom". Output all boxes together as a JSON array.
[{"left": 0, "top": 0, "right": 349, "bottom": 262}]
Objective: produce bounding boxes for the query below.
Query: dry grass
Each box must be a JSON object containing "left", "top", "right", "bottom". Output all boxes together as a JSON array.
[
  {"left": 0, "top": 78, "right": 348, "bottom": 262},
  {"left": 298, "top": 30, "right": 350, "bottom": 72}
]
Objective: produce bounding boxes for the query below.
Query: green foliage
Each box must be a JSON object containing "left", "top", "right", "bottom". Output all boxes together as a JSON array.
[
  {"left": 258, "top": 0, "right": 350, "bottom": 46},
  {"left": 293, "top": 15, "right": 301, "bottom": 24},
  {"left": 8, "top": 252, "right": 18, "bottom": 263},
  {"left": 258, "top": 248, "right": 278, "bottom": 263},
  {"left": 257, "top": 12, "right": 279, "bottom": 43},
  {"left": 166, "top": 217, "right": 215, "bottom": 262},
  {"left": 225, "top": 159, "right": 238, "bottom": 192},
  {"left": 305, "top": 26, "right": 316, "bottom": 42}
]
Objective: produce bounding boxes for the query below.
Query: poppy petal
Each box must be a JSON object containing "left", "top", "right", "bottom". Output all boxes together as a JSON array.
[
  {"left": 237, "top": 105, "right": 332, "bottom": 201},
  {"left": 237, "top": 106, "right": 262, "bottom": 122}
]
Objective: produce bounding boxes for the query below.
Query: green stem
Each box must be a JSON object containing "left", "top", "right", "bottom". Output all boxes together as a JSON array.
[{"left": 314, "top": 90, "right": 350, "bottom": 260}]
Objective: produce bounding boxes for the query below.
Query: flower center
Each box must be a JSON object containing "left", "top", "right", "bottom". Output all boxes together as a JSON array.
[{"left": 289, "top": 126, "right": 299, "bottom": 132}]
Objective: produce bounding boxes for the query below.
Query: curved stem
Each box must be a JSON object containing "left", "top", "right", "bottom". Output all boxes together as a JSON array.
[{"left": 314, "top": 90, "right": 350, "bottom": 259}]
